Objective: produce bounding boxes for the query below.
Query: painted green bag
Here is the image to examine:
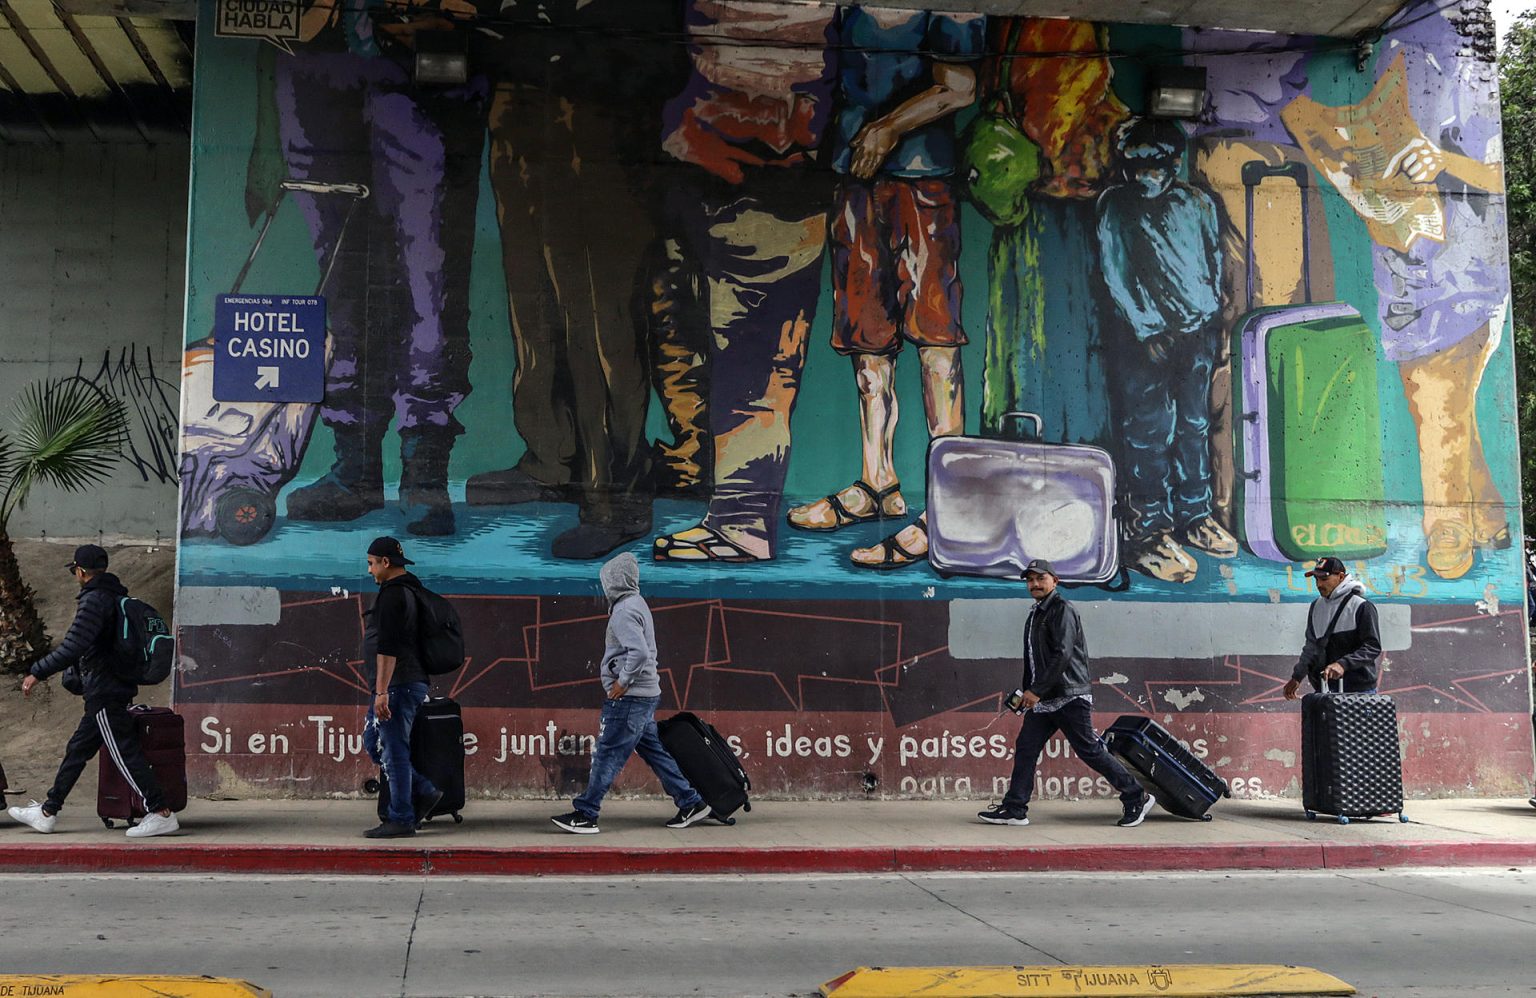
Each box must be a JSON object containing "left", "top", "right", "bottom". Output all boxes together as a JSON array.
[
  {"left": 961, "top": 90, "right": 1042, "bottom": 228},
  {"left": 1232, "top": 161, "right": 1387, "bottom": 563}
]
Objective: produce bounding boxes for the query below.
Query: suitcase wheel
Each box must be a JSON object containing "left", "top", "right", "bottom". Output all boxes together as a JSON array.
[
  {"left": 743, "top": 802, "right": 751, "bottom": 813},
  {"left": 363, "top": 778, "right": 380, "bottom": 795},
  {"left": 452, "top": 812, "right": 463, "bottom": 824},
  {"left": 1399, "top": 813, "right": 1410, "bottom": 823},
  {"left": 102, "top": 818, "right": 114, "bottom": 829},
  {"left": 1200, "top": 813, "right": 1213, "bottom": 822},
  {"left": 1305, "top": 810, "right": 1317, "bottom": 821},
  {"left": 1336, "top": 815, "right": 1350, "bottom": 825}
]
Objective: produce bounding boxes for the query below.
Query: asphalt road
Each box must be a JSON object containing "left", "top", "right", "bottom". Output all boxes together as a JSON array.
[{"left": 0, "top": 869, "right": 1531, "bottom": 997}]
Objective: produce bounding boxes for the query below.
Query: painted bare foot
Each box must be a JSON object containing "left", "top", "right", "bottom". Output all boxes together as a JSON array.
[
  {"left": 851, "top": 517, "right": 928, "bottom": 570},
  {"left": 787, "top": 479, "right": 905, "bottom": 531}
]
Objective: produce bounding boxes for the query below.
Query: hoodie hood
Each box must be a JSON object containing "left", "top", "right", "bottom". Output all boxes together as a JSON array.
[
  {"left": 1309, "top": 574, "right": 1365, "bottom": 636},
  {"left": 600, "top": 552, "right": 641, "bottom": 605}
]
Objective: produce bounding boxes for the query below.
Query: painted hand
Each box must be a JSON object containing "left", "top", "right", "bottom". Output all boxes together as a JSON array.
[
  {"left": 1145, "top": 334, "right": 1173, "bottom": 364},
  {"left": 1383, "top": 137, "right": 1446, "bottom": 185},
  {"left": 850, "top": 121, "right": 900, "bottom": 181}
]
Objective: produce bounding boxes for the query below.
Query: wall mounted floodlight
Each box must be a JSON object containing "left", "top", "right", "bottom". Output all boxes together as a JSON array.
[
  {"left": 414, "top": 31, "right": 468, "bottom": 86},
  {"left": 1147, "top": 66, "right": 1208, "bottom": 119}
]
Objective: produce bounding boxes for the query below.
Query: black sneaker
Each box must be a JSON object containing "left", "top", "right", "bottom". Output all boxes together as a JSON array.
[
  {"left": 413, "top": 790, "right": 445, "bottom": 828},
  {"left": 1117, "top": 793, "right": 1156, "bottom": 827},
  {"left": 363, "top": 820, "right": 417, "bottom": 839},
  {"left": 551, "top": 811, "right": 600, "bottom": 834},
  {"left": 977, "top": 804, "right": 1029, "bottom": 826},
  {"left": 665, "top": 801, "right": 711, "bottom": 829}
]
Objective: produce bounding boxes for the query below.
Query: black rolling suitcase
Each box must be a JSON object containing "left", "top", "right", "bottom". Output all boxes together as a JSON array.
[
  {"left": 1105, "top": 715, "right": 1230, "bottom": 821},
  {"left": 1301, "top": 680, "right": 1406, "bottom": 824},
  {"left": 372, "top": 696, "right": 466, "bottom": 825},
  {"left": 656, "top": 712, "right": 750, "bottom": 824}
]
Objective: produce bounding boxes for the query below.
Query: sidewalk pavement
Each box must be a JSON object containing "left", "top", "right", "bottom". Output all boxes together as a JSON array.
[{"left": 1, "top": 795, "right": 1534, "bottom": 877}]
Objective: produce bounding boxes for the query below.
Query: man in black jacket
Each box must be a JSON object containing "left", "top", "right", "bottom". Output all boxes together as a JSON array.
[
  {"left": 361, "top": 536, "right": 442, "bottom": 838},
  {"left": 7, "top": 545, "right": 178, "bottom": 838},
  {"left": 1283, "top": 557, "right": 1382, "bottom": 699},
  {"left": 978, "top": 559, "right": 1153, "bottom": 828}
]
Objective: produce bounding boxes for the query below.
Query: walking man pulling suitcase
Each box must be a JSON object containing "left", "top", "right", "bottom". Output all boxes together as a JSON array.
[
  {"left": 7, "top": 545, "right": 179, "bottom": 838},
  {"left": 552, "top": 553, "right": 710, "bottom": 834},
  {"left": 977, "top": 559, "right": 1154, "bottom": 828},
  {"left": 361, "top": 536, "right": 443, "bottom": 838},
  {"left": 1283, "top": 557, "right": 1381, "bottom": 699}
]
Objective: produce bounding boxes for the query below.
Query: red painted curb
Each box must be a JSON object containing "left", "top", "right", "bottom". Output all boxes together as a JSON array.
[{"left": 0, "top": 840, "right": 1530, "bottom": 876}]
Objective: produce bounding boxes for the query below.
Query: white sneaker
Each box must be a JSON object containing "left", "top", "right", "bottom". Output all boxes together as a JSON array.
[
  {"left": 125, "top": 810, "right": 179, "bottom": 838},
  {"left": 8, "top": 802, "right": 56, "bottom": 834}
]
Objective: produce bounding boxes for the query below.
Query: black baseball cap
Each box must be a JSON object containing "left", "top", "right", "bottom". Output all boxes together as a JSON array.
[
  {"left": 367, "top": 536, "right": 414, "bottom": 566},
  {"left": 65, "top": 544, "right": 108, "bottom": 572},
  {"left": 1023, "top": 558, "right": 1057, "bottom": 578},
  {"left": 1305, "top": 556, "right": 1347, "bottom": 578}
]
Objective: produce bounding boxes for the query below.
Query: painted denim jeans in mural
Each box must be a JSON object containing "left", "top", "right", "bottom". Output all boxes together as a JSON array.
[
  {"left": 273, "top": 52, "right": 484, "bottom": 438},
  {"left": 363, "top": 681, "right": 436, "bottom": 827},
  {"left": 572, "top": 695, "right": 703, "bottom": 819}
]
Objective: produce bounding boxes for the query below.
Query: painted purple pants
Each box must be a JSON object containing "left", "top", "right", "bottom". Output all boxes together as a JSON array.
[
  {"left": 275, "top": 52, "right": 485, "bottom": 435},
  {"left": 663, "top": 182, "right": 828, "bottom": 555}
]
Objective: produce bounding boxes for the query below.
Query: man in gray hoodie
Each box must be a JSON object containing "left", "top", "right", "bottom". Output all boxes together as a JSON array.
[
  {"left": 552, "top": 552, "right": 711, "bottom": 833},
  {"left": 1284, "top": 557, "right": 1383, "bottom": 699}
]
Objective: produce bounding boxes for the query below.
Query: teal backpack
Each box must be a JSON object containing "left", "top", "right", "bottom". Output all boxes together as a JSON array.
[{"left": 113, "top": 596, "right": 175, "bottom": 685}]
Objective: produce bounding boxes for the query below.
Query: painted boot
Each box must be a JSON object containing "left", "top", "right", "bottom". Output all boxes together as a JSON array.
[
  {"left": 285, "top": 423, "right": 384, "bottom": 522},
  {"left": 400, "top": 425, "right": 458, "bottom": 537}
]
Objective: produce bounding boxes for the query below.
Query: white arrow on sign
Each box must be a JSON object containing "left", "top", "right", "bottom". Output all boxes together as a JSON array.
[{"left": 255, "top": 366, "right": 281, "bottom": 390}]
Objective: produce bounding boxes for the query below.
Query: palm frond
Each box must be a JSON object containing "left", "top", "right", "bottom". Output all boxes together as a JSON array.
[{"left": 1, "top": 379, "right": 128, "bottom": 523}]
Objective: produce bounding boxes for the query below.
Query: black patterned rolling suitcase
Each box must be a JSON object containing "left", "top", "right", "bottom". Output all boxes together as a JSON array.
[
  {"left": 1105, "top": 716, "right": 1230, "bottom": 821},
  {"left": 656, "top": 712, "right": 750, "bottom": 824},
  {"left": 1301, "top": 681, "right": 1407, "bottom": 824}
]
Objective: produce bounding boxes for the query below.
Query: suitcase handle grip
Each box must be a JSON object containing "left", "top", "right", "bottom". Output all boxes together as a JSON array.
[{"left": 999, "top": 411, "right": 1044, "bottom": 441}]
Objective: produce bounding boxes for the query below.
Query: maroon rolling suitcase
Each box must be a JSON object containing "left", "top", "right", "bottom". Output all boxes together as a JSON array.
[{"left": 98, "top": 705, "right": 188, "bottom": 828}]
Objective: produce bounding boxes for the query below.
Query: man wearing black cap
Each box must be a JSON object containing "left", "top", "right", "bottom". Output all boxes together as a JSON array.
[
  {"left": 977, "top": 559, "right": 1154, "bottom": 828},
  {"left": 7, "top": 545, "right": 179, "bottom": 838},
  {"left": 1284, "top": 557, "right": 1381, "bottom": 700},
  {"left": 361, "top": 536, "right": 442, "bottom": 838}
]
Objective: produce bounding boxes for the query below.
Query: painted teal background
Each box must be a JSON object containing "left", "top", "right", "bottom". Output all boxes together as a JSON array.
[{"left": 180, "top": 11, "right": 1524, "bottom": 605}]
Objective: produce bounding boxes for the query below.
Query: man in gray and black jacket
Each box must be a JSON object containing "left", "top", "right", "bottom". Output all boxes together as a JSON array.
[
  {"left": 978, "top": 559, "right": 1153, "bottom": 828},
  {"left": 8, "top": 544, "right": 178, "bottom": 838},
  {"left": 1284, "top": 556, "right": 1382, "bottom": 699}
]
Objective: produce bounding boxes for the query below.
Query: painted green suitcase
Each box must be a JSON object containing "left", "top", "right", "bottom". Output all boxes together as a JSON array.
[{"left": 1233, "top": 162, "right": 1387, "bottom": 563}]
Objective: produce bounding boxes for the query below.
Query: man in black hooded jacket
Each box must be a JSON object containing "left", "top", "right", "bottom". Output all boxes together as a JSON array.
[
  {"left": 8, "top": 544, "right": 178, "bottom": 838},
  {"left": 977, "top": 559, "right": 1153, "bottom": 828}
]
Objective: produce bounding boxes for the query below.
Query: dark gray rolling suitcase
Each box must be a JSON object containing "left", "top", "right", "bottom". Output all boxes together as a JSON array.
[
  {"left": 1105, "top": 716, "right": 1230, "bottom": 821},
  {"left": 656, "top": 712, "right": 750, "bottom": 824},
  {"left": 370, "top": 696, "right": 466, "bottom": 825},
  {"left": 1301, "top": 680, "right": 1407, "bottom": 824}
]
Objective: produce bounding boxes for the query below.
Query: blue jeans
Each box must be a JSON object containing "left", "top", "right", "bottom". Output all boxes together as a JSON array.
[
  {"left": 573, "top": 695, "right": 703, "bottom": 819},
  {"left": 364, "top": 682, "right": 437, "bottom": 826}
]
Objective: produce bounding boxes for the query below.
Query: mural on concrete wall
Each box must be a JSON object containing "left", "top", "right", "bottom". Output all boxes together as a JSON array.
[{"left": 177, "top": 0, "right": 1532, "bottom": 798}]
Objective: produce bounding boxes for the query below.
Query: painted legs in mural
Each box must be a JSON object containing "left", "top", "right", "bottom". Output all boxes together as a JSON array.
[
  {"left": 274, "top": 53, "right": 483, "bottom": 537},
  {"left": 788, "top": 177, "right": 966, "bottom": 569},
  {"left": 1398, "top": 322, "right": 1509, "bottom": 579},
  {"left": 645, "top": 238, "right": 712, "bottom": 499},
  {"left": 1112, "top": 326, "right": 1234, "bottom": 582},
  {"left": 652, "top": 182, "right": 829, "bottom": 562},
  {"left": 471, "top": 85, "right": 655, "bottom": 560}
]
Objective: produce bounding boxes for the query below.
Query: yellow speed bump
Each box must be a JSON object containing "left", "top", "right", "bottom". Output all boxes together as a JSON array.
[
  {"left": 820, "top": 964, "right": 1355, "bottom": 997},
  {"left": 0, "top": 977, "right": 270, "bottom": 997}
]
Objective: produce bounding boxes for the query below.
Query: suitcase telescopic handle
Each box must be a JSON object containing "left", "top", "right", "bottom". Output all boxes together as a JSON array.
[
  {"left": 1241, "top": 160, "right": 1313, "bottom": 312},
  {"left": 1000, "top": 411, "right": 1044, "bottom": 441}
]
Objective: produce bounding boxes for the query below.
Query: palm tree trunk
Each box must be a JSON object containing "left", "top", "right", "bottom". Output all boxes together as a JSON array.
[{"left": 0, "top": 529, "right": 50, "bottom": 675}]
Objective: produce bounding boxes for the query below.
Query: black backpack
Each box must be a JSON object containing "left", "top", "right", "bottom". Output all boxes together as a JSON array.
[
  {"left": 406, "top": 584, "right": 465, "bottom": 676},
  {"left": 112, "top": 596, "right": 175, "bottom": 685}
]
